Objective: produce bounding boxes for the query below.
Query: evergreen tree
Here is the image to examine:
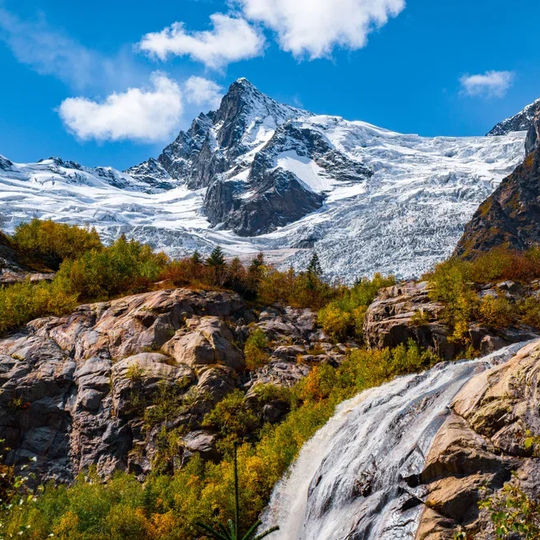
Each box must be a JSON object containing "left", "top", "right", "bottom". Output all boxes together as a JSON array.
[
  {"left": 206, "top": 246, "right": 226, "bottom": 286},
  {"left": 206, "top": 246, "right": 226, "bottom": 268},
  {"left": 307, "top": 252, "right": 322, "bottom": 277},
  {"left": 191, "top": 250, "right": 202, "bottom": 265}
]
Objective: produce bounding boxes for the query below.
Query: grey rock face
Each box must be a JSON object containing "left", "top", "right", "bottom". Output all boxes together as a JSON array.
[
  {"left": 525, "top": 110, "right": 540, "bottom": 155},
  {"left": 0, "top": 288, "right": 344, "bottom": 484},
  {"left": 125, "top": 158, "right": 176, "bottom": 191},
  {"left": 201, "top": 117, "right": 371, "bottom": 235},
  {"left": 130, "top": 78, "right": 374, "bottom": 236},
  {"left": 488, "top": 97, "right": 540, "bottom": 136},
  {"left": 0, "top": 155, "right": 13, "bottom": 170}
]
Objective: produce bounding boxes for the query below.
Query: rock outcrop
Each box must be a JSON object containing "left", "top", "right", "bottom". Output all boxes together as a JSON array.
[
  {"left": 363, "top": 280, "right": 538, "bottom": 359},
  {"left": 415, "top": 339, "right": 540, "bottom": 539},
  {"left": 362, "top": 281, "right": 456, "bottom": 358},
  {"left": 0, "top": 288, "right": 343, "bottom": 484},
  {"left": 455, "top": 112, "right": 540, "bottom": 258}
]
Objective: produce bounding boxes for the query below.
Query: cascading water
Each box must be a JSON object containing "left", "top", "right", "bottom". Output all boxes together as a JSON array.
[{"left": 260, "top": 342, "right": 531, "bottom": 540}]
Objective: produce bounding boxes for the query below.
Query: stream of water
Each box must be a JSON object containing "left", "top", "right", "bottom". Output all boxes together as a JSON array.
[{"left": 260, "top": 342, "right": 530, "bottom": 539}]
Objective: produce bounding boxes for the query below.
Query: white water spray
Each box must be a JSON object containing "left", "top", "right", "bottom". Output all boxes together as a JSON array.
[{"left": 261, "top": 342, "right": 530, "bottom": 540}]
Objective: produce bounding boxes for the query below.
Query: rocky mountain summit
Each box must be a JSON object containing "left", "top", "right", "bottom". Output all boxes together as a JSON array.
[
  {"left": 0, "top": 79, "right": 528, "bottom": 282},
  {"left": 455, "top": 111, "right": 540, "bottom": 258},
  {"left": 488, "top": 97, "right": 540, "bottom": 136},
  {"left": 0, "top": 287, "right": 344, "bottom": 483}
]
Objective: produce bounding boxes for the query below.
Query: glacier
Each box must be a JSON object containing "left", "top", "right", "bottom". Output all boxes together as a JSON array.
[{"left": 0, "top": 80, "right": 528, "bottom": 283}]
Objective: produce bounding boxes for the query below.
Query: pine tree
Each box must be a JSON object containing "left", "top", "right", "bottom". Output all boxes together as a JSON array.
[
  {"left": 307, "top": 252, "right": 322, "bottom": 277},
  {"left": 191, "top": 250, "right": 202, "bottom": 265},
  {"left": 206, "top": 246, "right": 226, "bottom": 268},
  {"left": 248, "top": 252, "right": 265, "bottom": 272},
  {"left": 206, "top": 246, "right": 226, "bottom": 286}
]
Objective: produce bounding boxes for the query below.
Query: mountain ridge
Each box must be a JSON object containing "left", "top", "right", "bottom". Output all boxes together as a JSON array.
[{"left": 0, "top": 79, "right": 530, "bottom": 282}]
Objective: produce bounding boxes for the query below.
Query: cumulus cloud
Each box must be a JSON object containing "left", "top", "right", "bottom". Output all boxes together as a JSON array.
[
  {"left": 237, "top": 0, "right": 405, "bottom": 58},
  {"left": 139, "top": 13, "right": 264, "bottom": 69},
  {"left": 459, "top": 70, "right": 514, "bottom": 98},
  {"left": 58, "top": 73, "right": 183, "bottom": 142},
  {"left": 184, "top": 76, "right": 223, "bottom": 109}
]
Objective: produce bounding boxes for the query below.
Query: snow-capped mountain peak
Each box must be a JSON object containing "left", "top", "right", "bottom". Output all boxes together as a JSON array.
[{"left": 0, "top": 79, "right": 530, "bottom": 282}]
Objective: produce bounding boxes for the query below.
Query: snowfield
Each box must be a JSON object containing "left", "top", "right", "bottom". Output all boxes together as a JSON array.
[{"left": 0, "top": 90, "right": 527, "bottom": 283}]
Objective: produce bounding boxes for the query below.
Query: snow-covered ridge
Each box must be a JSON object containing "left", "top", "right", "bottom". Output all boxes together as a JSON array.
[{"left": 0, "top": 79, "right": 529, "bottom": 282}]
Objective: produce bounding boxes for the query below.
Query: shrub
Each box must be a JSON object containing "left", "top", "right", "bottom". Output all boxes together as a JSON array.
[
  {"left": 479, "top": 477, "right": 540, "bottom": 539},
  {"left": 12, "top": 218, "right": 102, "bottom": 270},
  {"left": 317, "top": 273, "right": 395, "bottom": 342},
  {"left": 57, "top": 235, "right": 168, "bottom": 300},
  {"left": 244, "top": 328, "right": 269, "bottom": 370},
  {"left": 0, "top": 280, "right": 77, "bottom": 335},
  {"left": 478, "top": 294, "right": 514, "bottom": 328},
  {"left": 428, "top": 261, "right": 478, "bottom": 343},
  {"left": 202, "top": 390, "right": 261, "bottom": 453}
]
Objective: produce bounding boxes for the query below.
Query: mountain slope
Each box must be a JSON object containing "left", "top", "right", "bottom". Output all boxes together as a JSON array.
[
  {"left": 455, "top": 112, "right": 540, "bottom": 258},
  {"left": 0, "top": 80, "right": 528, "bottom": 282},
  {"left": 487, "top": 97, "right": 540, "bottom": 136}
]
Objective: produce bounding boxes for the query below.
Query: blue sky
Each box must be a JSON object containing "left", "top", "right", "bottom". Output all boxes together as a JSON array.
[{"left": 1, "top": 0, "right": 539, "bottom": 170}]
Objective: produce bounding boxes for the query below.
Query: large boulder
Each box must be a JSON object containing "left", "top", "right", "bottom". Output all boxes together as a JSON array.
[
  {"left": 415, "top": 339, "right": 540, "bottom": 539},
  {"left": 363, "top": 281, "right": 458, "bottom": 359}
]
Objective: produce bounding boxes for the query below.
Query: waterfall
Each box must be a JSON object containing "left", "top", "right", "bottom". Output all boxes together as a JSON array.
[{"left": 260, "top": 342, "right": 530, "bottom": 540}]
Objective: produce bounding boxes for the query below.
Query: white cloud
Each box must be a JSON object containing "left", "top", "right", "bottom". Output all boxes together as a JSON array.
[
  {"left": 459, "top": 70, "right": 514, "bottom": 98},
  {"left": 139, "top": 13, "right": 264, "bottom": 69},
  {"left": 184, "top": 76, "right": 223, "bottom": 109},
  {"left": 0, "top": 7, "right": 143, "bottom": 92},
  {"left": 58, "top": 73, "right": 183, "bottom": 142},
  {"left": 0, "top": 7, "right": 95, "bottom": 90},
  {"left": 237, "top": 0, "right": 405, "bottom": 58}
]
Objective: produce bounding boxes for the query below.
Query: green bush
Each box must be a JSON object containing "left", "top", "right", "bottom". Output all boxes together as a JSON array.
[
  {"left": 244, "top": 328, "right": 269, "bottom": 370},
  {"left": 202, "top": 389, "right": 261, "bottom": 453},
  {"left": 12, "top": 218, "right": 102, "bottom": 270},
  {"left": 0, "top": 280, "right": 77, "bottom": 335},
  {"left": 427, "top": 261, "right": 478, "bottom": 343},
  {"left": 479, "top": 477, "right": 540, "bottom": 539},
  {"left": 317, "top": 273, "right": 395, "bottom": 342},
  {"left": 57, "top": 235, "right": 168, "bottom": 300}
]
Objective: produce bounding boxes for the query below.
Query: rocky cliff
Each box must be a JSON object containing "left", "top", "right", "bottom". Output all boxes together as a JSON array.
[
  {"left": 415, "top": 339, "right": 540, "bottom": 539},
  {"left": 0, "top": 288, "right": 344, "bottom": 484},
  {"left": 455, "top": 111, "right": 540, "bottom": 258}
]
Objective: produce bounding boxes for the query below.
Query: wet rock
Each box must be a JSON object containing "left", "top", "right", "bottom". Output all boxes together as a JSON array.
[{"left": 415, "top": 339, "right": 540, "bottom": 539}]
